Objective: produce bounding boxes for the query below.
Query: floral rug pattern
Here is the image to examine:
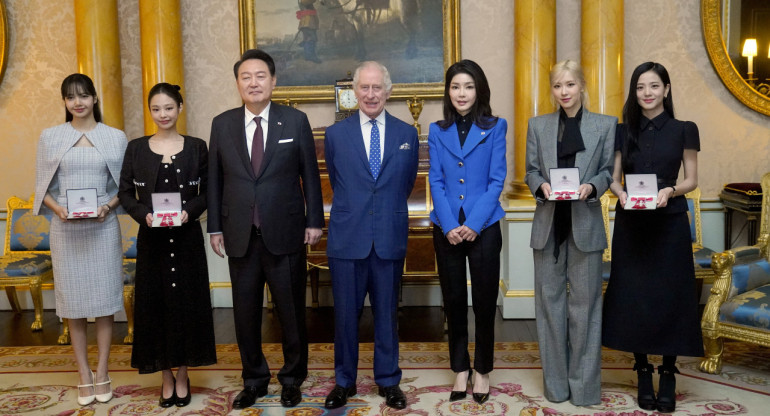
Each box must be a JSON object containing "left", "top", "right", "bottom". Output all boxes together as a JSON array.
[{"left": 0, "top": 342, "right": 768, "bottom": 415}]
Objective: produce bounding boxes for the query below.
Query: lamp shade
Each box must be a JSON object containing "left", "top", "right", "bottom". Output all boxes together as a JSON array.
[{"left": 742, "top": 38, "right": 758, "bottom": 57}]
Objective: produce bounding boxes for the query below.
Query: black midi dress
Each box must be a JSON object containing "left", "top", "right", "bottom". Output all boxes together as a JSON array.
[
  {"left": 601, "top": 112, "right": 704, "bottom": 357},
  {"left": 130, "top": 150, "right": 217, "bottom": 373}
]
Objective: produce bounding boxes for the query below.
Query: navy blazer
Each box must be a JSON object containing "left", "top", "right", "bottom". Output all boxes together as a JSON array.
[
  {"left": 428, "top": 118, "right": 507, "bottom": 234},
  {"left": 207, "top": 103, "right": 324, "bottom": 257},
  {"left": 324, "top": 111, "right": 419, "bottom": 260}
]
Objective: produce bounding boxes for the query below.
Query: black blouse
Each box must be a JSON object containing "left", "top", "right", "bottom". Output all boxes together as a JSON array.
[
  {"left": 616, "top": 111, "right": 700, "bottom": 213},
  {"left": 456, "top": 116, "right": 473, "bottom": 147}
]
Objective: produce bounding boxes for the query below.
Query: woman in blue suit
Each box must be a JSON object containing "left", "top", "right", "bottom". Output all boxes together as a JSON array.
[{"left": 429, "top": 59, "right": 507, "bottom": 404}]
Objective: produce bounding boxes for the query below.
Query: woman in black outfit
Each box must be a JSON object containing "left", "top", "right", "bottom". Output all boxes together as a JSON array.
[
  {"left": 602, "top": 62, "right": 703, "bottom": 413},
  {"left": 119, "top": 83, "right": 216, "bottom": 408}
]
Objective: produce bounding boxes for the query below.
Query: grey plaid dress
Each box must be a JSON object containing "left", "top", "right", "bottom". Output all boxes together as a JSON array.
[{"left": 50, "top": 146, "right": 123, "bottom": 319}]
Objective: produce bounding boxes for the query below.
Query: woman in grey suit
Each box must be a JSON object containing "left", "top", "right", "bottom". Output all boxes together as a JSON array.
[
  {"left": 33, "top": 74, "right": 126, "bottom": 406},
  {"left": 524, "top": 60, "right": 616, "bottom": 406}
]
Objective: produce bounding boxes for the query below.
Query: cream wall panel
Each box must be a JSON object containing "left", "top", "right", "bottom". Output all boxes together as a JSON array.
[
  {"left": 117, "top": 0, "right": 142, "bottom": 141},
  {"left": 0, "top": 0, "right": 76, "bottom": 203}
]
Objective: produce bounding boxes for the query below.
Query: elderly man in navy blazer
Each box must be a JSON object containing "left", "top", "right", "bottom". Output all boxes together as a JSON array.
[
  {"left": 323, "top": 61, "right": 419, "bottom": 410},
  {"left": 208, "top": 49, "right": 324, "bottom": 409}
]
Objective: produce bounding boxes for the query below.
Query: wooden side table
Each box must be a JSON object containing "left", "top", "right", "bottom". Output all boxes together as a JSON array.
[{"left": 720, "top": 190, "right": 762, "bottom": 249}]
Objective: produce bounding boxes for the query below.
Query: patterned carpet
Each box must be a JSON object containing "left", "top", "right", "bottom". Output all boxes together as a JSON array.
[{"left": 0, "top": 342, "right": 768, "bottom": 415}]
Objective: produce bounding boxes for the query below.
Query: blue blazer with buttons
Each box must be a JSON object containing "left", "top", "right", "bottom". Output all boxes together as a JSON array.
[
  {"left": 428, "top": 117, "right": 508, "bottom": 234},
  {"left": 325, "top": 111, "right": 419, "bottom": 260}
]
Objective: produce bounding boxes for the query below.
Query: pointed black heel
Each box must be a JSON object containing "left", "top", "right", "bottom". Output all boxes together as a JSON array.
[
  {"left": 449, "top": 369, "right": 472, "bottom": 401},
  {"left": 472, "top": 371, "right": 489, "bottom": 404}
]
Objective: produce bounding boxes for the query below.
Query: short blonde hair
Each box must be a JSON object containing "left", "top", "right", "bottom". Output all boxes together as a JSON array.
[{"left": 549, "top": 59, "right": 589, "bottom": 110}]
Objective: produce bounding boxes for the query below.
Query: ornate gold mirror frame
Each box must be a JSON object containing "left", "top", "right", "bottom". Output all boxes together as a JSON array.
[
  {"left": 0, "top": 0, "right": 8, "bottom": 86},
  {"left": 702, "top": 0, "right": 770, "bottom": 116}
]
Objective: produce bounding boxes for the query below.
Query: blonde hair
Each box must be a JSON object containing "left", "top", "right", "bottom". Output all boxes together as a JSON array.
[{"left": 549, "top": 59, "right": 589, "bottom": 110}]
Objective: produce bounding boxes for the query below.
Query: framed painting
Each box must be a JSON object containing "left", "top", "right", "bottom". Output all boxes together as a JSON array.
[
  {"left": 238, "top": 0, "right": 460, "bottom": 103},
  {"left": 0, "top": 0, "right": 8, "bottom": 87}
]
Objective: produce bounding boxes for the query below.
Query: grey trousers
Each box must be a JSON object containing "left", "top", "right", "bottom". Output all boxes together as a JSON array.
[{"left": 533, "top": 232, "right": 603, "bottom": 406}]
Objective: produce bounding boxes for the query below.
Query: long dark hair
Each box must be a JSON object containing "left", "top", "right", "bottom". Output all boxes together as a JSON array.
[
  {"left": 61, "top": 73, "right": 102, "bottom": 123},
  {"left": 621, "top": 62, "right": 675, "bottom": 169},
  {"left": 437, "top": 59, "right": 497, "bottom": 130},
  {"left": 148, "top": 82, "right": 184, "bottom": 107}
]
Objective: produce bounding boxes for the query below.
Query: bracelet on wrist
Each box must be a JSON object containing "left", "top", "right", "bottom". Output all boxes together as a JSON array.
[
  {"left": 671, "top": 186, "right": 676, "bottom": 197},
  {"left": 103, "top": 204, "right": 111, "bottom": 213}
]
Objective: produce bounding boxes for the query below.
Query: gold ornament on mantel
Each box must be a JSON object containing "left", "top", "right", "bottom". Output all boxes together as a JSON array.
[
  {"left": 280, "top": 98, "right": 299, "bottom": 109},
  {"left": 406, "top": 96, "right": 424, "bottom": 135}
]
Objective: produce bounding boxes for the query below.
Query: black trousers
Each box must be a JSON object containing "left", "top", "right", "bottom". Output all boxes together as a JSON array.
[
  {"left": 228, "top": 226, "right": 308, "bottom": 388},
  {"left": 433, "top": 221, "right": 502, "bottom": 375}
]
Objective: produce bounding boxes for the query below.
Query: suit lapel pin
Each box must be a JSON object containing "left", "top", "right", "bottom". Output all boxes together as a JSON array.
[
  {"left": 277, "top": 121, "right": 282, "bottom": 126},
  {"left": 481, "top": 132, "right": 485, "bottom": 135}
]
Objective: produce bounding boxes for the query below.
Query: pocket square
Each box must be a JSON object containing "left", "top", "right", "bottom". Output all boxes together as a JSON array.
[
  {"left": 399, "top": 142, "right": 411, "bottom": 150},
  {"left": 278, "top": 138, "right": 294, "bottom": 143}
]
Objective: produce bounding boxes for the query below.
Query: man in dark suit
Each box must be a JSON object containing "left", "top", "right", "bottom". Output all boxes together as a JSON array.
[
  {"left": 207, "top": 49, "right": 324, "bottom": 409},
  {"left": 323, "top": 61, "right": 419, "bottom": 410}
]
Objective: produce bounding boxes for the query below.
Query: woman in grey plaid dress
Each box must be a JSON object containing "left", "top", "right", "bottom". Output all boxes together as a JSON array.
[{"left": 33, "top": 74, "right": 127, "bottom": 406}]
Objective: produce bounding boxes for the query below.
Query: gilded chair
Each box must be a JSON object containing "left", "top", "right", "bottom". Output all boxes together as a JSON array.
[
  {"left": 600, "top": 193, "right": 612, "bottom": 286},
  {"left": 0, "top": 196, "right": 53, "bottom": 331},
  {"left": 687, "top": 187, "right": 717, "bottom": 282},
  {"left": 700, "top": 173, "right": 770, "bottom": 374},
  {"left": 118, "top": 215, "right": 139, "bottom": 344}
]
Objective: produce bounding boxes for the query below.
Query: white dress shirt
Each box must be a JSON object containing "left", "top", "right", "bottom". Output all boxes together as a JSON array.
[
  {"left": 245, "top": 102, "right": 271, "bottom": 158},
  {"left": 359, "top": 110, "right": 386, "bottom": 162}
]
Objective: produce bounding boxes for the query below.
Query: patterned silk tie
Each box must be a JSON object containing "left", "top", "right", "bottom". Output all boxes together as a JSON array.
[
  {"left": 251, "top": 116, "right": 264, "bottom": 227},
  {"left": 369, "top": 119, "right": 381, "bottom": 180}
]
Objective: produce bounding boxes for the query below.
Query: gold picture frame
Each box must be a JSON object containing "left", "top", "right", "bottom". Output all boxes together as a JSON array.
[
  {"left": 238, "top": 0, "right": 460, "bottom": 103},
  {"left": 702, "top": 0, "right": 770, "bottom": 117},
  {"left": 0, "top": 0, "right": 9, "bottom": 87}
]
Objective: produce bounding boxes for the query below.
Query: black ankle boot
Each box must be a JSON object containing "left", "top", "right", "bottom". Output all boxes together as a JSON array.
[
  {"left": 657, "top": 365, "right": 680, "bottom": 413},
  {"left": 633, "top": 363, "right": 656, "bottom": 410}
]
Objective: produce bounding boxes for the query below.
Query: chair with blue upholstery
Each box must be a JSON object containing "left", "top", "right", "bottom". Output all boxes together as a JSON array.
[
  {"left": 118, "top": 215, "right": 139, "bottom": 344},
  {"left": 687, "top": 187, "right": 717, "bottom": 283},
  {"left": 0, "top": 196, "right": 53, "bottom": 331},
  {"left": 700, "top": 172, "right": 770, "bottom": 374}
]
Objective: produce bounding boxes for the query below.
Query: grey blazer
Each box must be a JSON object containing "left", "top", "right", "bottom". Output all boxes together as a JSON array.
[
  {"left": 524, "top": 110, "right": 616, "bottom": 252},
  {"left": 33, "top": 122, "right": 127, "bottom": 215}
]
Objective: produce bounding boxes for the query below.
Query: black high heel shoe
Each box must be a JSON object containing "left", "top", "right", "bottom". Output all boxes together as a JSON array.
[
  {"left": 634, "top": 363, "right": 656, "bottom": 410},
  {"left": 472, "top": 372, "right": 490, "bottom": 404},
  {"left": 449, "top": 369, "right": 472, "bottom": 401},
  {"left": 159, "top": 377, "right": 177, "bottom": 408},
  {"left": 176, "top": 377, "right": 191, "bottom": 407},
  {"left": 656, "top": 365, "right": 680, "bottom": 413}
]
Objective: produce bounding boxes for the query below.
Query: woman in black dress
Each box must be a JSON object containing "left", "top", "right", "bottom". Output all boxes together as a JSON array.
[
  {"left": 119, "top": 83, "right": 216, "bottom": 408},
  {"left": 602, "top": 62, "right": 703, "bottom": 414}
]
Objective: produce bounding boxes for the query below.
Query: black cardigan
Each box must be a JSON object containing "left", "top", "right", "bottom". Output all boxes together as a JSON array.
[{"left": 118, "top": 135, "right": 208, "bottom": 225}]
